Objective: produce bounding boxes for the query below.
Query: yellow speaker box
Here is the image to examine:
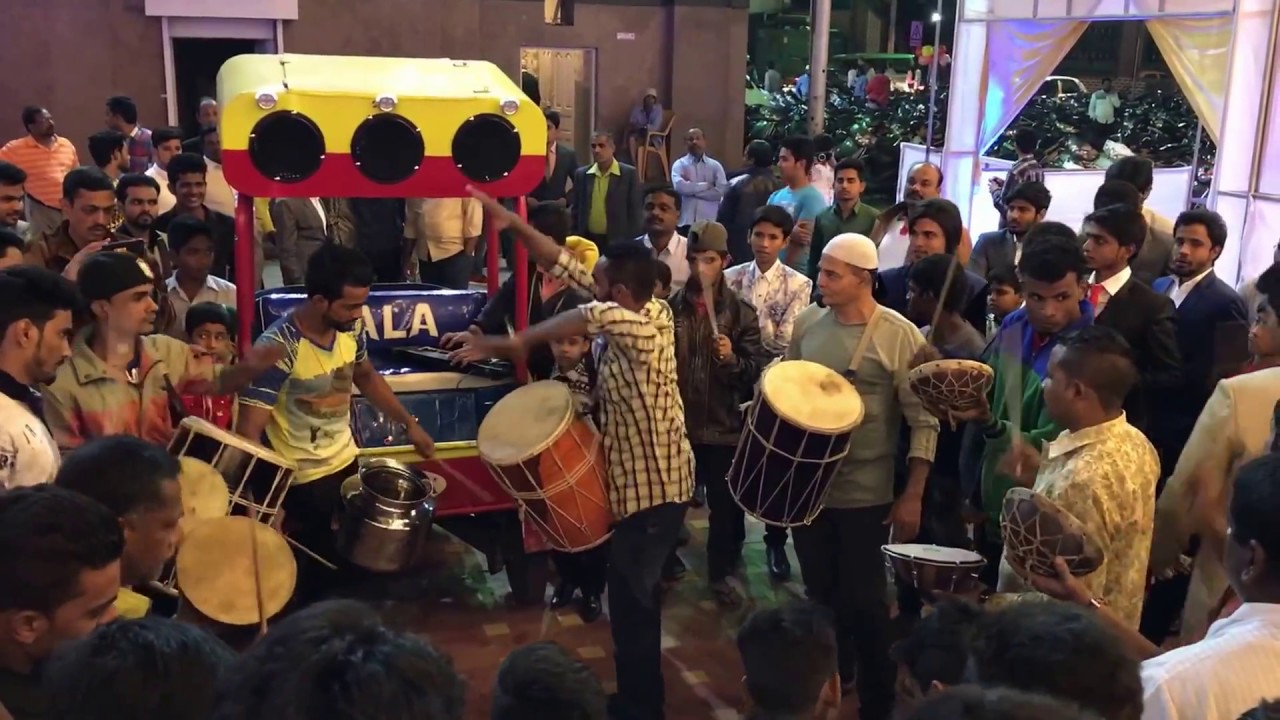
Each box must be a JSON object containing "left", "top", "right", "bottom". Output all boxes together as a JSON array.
[{"left": 216, "top": 54, "right": 547, "bottom": 199}]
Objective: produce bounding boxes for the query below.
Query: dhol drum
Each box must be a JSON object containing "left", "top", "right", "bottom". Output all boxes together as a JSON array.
[
  {"left": 728, "top": 360, "right": 864, "bottom": 526},
  {"left": 1001, "top": 487, "right": 1105, "bottom": 577},
  {"left": 477, "top": 381, "right": 612, "bottom": 552},
  {"left": 175, "top": 515, "right": 297, "bottom": 627},
  {"left": 154, "top": 456, "right": 235, "bottom": 595},
  {"left": 908, "top": 359, "right": 994, "bottom": 413},
  {"left": 883, "top": 543, "right": 986, "bottom": 594},
  {"left": 168, "top": 417, "right": 297, "bottom": 524}
]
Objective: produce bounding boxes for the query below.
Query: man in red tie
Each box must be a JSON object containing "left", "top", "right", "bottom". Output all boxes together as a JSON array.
[{"left": 1081, "top": 203, "right": 1182, "bottom": 432}]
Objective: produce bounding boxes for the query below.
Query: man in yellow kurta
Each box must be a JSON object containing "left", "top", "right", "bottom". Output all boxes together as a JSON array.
[{"left": 995, "top": 325, "right": 1161, "bottom": 630}]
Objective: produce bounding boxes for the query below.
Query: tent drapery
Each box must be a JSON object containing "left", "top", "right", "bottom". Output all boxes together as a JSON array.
[
  {"left": 1144, "top": 16, "right": 1233, "bottom": 143},
  {"left": 976, "top": 20, "right": 1089, "bottom": 154}
]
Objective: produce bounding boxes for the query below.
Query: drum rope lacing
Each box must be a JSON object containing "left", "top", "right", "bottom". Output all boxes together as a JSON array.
[
  {"left": 728, "top": 402, "right": 851, "bottom": 527},
  {"left": 487, "top": 434, "right": 607, "bottom": 538}
]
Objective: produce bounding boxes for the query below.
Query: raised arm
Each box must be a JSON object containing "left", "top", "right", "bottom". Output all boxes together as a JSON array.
[{"left": 467, "top": 186, "right": 593, "bottom": 291}]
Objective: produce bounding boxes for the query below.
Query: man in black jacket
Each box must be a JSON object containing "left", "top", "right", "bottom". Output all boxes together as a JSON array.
[
  {"left": 668, "top": 221, "right": 771, "bottom": 607},
  {"left": 528, "top": 109, "right": 577, "bottom": 210},
  {"left": 1082, "top": 203, "right": 1182, "bottom": 431},
  {"left": 717, "top": 140, "right": 783, "bottom": 263},
  {"left": 570, "top": 132, "right": 642, "bottom": 248},
  {"left": 440, "top": 204, "right": 588, "bottom": 381}
]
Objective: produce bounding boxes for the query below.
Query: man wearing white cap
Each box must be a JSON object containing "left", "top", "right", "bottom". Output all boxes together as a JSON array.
[
  {"left": 627, "top": 89, "right": 664, "bottom": 166},
  {"left": 785, "top": 232, "right": 939, "bottom": 720}
]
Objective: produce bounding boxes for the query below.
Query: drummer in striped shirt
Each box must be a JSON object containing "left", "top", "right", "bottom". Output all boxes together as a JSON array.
[{"left": 453, "top": 186, "right": 693, "bottom": 720}]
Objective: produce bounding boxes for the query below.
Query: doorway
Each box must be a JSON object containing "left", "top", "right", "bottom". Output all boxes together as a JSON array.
[
  {"left": 173, "top": 38, "right": 258, "bottom": 136},
  {"left": 519, "top": 48, "right": 597, "bottom": 162},
  {"left": 162, "top": 17, "right": 281, "bottom": 133}
]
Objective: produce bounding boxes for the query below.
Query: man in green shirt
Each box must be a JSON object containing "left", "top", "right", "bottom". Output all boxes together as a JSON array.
[{"left": 807, "top": 157, "right": 880, "bottom": 281}]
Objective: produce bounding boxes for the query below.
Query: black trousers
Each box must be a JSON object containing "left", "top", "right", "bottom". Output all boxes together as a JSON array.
[
  {"left": 695, "top": 444, "right": 740, "bottom": 582},
  {"left": 418, "top": 251, "right": 472, "bottom": 290},
  {"left": 792, "top": 504, "right": 895, "bottom": 720},
  {"left": 551, "top": 543, "right": 609, "bottom": 596},
  {"left": 282, "top": 460, "right": 358, "bottom": 604},
  {"left": 607, "top": 502, "right": 688, "bottom": 720}
]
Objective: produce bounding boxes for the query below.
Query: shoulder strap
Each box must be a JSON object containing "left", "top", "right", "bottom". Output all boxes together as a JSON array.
[{"left": 847, "top": 306, "right": 884, "bottom": 375}]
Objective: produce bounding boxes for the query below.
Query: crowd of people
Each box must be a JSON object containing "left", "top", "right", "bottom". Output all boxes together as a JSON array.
[{"left": 0, "top": 83, "right": 1277, "bottom": 720}]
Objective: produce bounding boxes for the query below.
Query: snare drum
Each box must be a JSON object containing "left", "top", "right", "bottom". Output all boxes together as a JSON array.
[
  {"left": 169, "top": 417, "right": 297, "bottom": 524},
  {"left": 728, "top": 360, "right": 864, "bottom": 526},
  {"left": 882, "top": 543, "right": 986, "bottom": 594},
  {"left": 477, "top": 381, "right": 612, "bottom": 552}
]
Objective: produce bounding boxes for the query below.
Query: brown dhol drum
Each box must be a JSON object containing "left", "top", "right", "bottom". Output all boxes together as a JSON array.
[
  {"left": 908, "top": 359, "right": 994, "bottom": 413},
  {"left": 883, "top": 543, "right": 986, "bottom": 594},
  {"left": 477, "top": 381, "right": 612, "bottom": 552},
  {"left": 168, "top": 417, "right": 297, "bottom": 524},
  {"left": 175, "top": 515, "right": 297, "bottom": 627},
  {"left": 728, "top": 360, "right": 864, "bottom": 526},
  {"left": 1001, "top": 487, "right": 1105, "bottom": 577}
]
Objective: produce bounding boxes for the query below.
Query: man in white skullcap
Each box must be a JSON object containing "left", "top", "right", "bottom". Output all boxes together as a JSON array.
[{"left": 784, "top": 232, "right": 939, "bottom": 720}]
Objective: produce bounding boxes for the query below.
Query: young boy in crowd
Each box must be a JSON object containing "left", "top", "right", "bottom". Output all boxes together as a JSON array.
[
  {"left": 545, "top": 296, "right": 606, "bottom": 622},
  {"left": 653, "top": 259, "right": 673, "bottom": 301},
  {"left": 180, "top": 302, "right": 237, "bottom": 430},
  {"left": 164, "top": 215, "right": 237, "bottom": 339},
  {"left": 984, "top": 266, "right": 1023, "bottom": 341}
]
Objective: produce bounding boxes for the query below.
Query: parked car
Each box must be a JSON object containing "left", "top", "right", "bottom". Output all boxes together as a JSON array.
[{"left": 1035, "top": 75, "right": 1088, "bottom": 97}]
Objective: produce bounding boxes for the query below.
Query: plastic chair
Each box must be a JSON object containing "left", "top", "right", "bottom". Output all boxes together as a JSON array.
[{"left": 638, "top": 110, "right": 676, "bottom": 181}]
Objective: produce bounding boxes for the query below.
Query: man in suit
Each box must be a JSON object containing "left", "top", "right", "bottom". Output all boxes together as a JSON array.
[
  {"left": 1149, "top": 208, "right": 1250, "bottom": 472},
  {"left": 1142, "top": 208, "right": 1249, "bottom": 644},
  {"left": 571, "top": 131, "right": 642, "bottom": 248},
  {"left": 1104, "top": 157, "right": 1174, "bottom": 285},
  {"left": 529, "top": 109, "right": 576, "bottom": 210},
  {"left": 1081, "top": 203, "right": 1182, "bottom": 431},
  {"left": 877, "top": 198, "right": 987, "bottom": 334},
  {"left": 1150, "top": 360, "right": 1280, "bottom": 643},
  {"left": 968, "top": 180, "right": 1051, "bottom": 280},
  {"left": 270, "top": 197, "right": 354, "bottom": 286}
]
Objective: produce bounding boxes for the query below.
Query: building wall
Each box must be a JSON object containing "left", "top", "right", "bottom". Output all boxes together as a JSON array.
[{"left": 2, "top": 0, "right": 748, "bottom": 176}]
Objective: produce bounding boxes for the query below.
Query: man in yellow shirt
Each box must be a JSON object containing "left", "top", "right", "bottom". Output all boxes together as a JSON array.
[{"left": 55, "top": 435, "right": 184, "bottom": 620}]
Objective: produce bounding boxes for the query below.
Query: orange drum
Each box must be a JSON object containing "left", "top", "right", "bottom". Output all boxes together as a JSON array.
[{"left": 477, "top": 381, "right": 612, "bottom": 552}]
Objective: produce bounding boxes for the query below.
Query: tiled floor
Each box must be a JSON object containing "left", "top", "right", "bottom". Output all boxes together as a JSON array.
[{"left": 347, "top": 508, "right": 864, "bottom": 720}]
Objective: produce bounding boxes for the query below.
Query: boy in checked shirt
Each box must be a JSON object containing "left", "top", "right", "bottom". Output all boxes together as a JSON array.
[{"left": 546, "top": 296, "right": 607, "bottom": 622}]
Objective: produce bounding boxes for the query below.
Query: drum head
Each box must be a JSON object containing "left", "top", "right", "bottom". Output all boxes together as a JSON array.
[
  {"left": 761, "top": 360, "right": 864, "bottom": 434},
  {"left": 176, "top": 516, "right": 297, "bottom": 626},
  {"left": 883, "top": 543, "right": 985, "bottom": 566},
  {"left": 477, "top": 381, "right": 574, "bottom": 466},
  {"left": 177, "top": 457, "right": 231, "bottom": 532}
]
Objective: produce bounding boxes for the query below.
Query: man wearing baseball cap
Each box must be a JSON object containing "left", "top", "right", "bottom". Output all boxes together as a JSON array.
[
  {"left": 668, "top": 221, "right": 771, "bottom": 607},
  {"left": 41, "top": 251, "right": 279, "bottom": 452},
  {"left": 785, "top": 232, "right": 939, "bottom": 720}
]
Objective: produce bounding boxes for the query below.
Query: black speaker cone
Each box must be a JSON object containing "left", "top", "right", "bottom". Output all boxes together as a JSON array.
[
  {"left": 452, "top": 114, "right": 521, "bottom": 184},
  {"left": 351, "top": 114, "right": 424, "bottom": 185},
  {"left": 247, "top": 111, "right": 325, "bottom": 184}
]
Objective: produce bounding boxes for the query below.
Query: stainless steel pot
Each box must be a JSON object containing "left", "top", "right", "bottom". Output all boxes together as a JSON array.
[{"left": 336, "top": 458, "right": 438, "bottom": 573}]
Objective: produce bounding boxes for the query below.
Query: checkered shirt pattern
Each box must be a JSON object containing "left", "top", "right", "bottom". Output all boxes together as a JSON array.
[{"left": 549, "top": 248, "right": 694, "bottom": 518}]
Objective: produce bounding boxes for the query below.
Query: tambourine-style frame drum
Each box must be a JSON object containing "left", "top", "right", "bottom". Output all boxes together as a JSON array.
[
  {"left": 882, "top": 543, "right": 986, "bottom": 595},
  {"left": 154, "top": 456, "right": 235, "bottom": 594},
  {"left": 728, "top": 360, "right": 865, "bottom": 526},
  {"left": 169, "top": 417, "right": 298, "bottom": 525},
  {"left": 908, "top": 358, "right": 994, "bottom": 413},
  {"left": 477, "top": 381, "right": 613, "bottom": 552},
  {"left": 1001, "top": 487, "right": 1105, "bottom": 577}
]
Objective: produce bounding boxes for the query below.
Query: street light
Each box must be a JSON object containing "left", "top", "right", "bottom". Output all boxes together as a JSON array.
[{"left": 931, "top": 11, "right": 942, "bottom": 22}]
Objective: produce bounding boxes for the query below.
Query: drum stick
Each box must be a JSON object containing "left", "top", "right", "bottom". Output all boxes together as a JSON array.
[
  {"left": 925, "top": 255, "right": 962, "bottom": 345},
  {"left": 283, "top": 534, "right": 339, "bottom": 570},
  {"left": 429, "top": 459, "right": 497, "bottom": 504},
  {"left": 248, "top": 519, "right": 268, "bottom": 636},
  {"left": 702, "top": 281, "right": 719, "bottom": 336}
]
